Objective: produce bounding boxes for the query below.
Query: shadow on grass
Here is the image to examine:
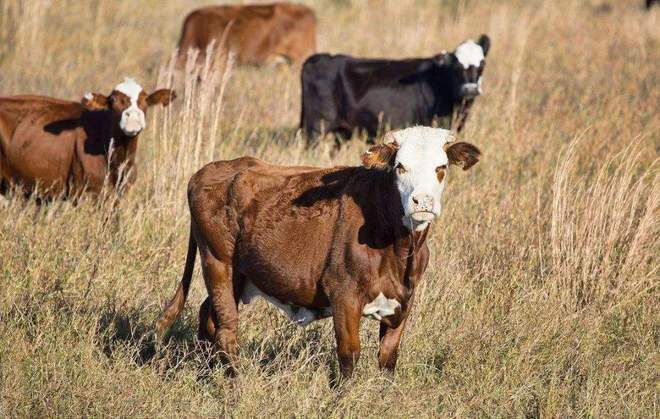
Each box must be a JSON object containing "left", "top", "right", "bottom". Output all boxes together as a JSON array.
[
  {"left": 96, "top": 306, "right": 205, "bottom": 374},
  {"left": 242, "top": 322, "right": 329, "bottom": 370},
  {"left": 96, "top": 305, "right": 342, "bottom": 385}
]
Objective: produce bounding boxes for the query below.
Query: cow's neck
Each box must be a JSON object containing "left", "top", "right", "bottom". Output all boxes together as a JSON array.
[
  {"left": 81, "top": 110, "right": 138, "bottom": 169},
  {"left": 431, "top": 65, "right": 461, "bottom": 110},
  {"left": 370, "top": 169, "right": 430, "bottom": 263}
]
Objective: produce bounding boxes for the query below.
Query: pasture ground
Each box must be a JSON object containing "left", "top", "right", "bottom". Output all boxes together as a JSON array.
[{"left": 0, "top": 0, "right": 658, "bottom": 417}]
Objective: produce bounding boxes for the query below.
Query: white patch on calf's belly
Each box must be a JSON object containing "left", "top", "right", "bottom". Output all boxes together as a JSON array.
[
  {"left": 240, "top": 280, "right": 324, "bottom": 326},
  {"left": 362, "top": 293, "right": 400, "bottom": 321}
]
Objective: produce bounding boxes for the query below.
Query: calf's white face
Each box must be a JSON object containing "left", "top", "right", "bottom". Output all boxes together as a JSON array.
[
  {"left": 115, "top": 78, "right": 146, "bottom": 137},
  {"left": 81, "top": 78, "right": 176, "bottom": 138},
  {"left": 392, "top": 127, "right": 450, "bottom": 230},
  {"left": 436, "top": 34, "right": 490, "bottom": 100},
  {"left": 455, "top": 40, "right": 485, "bottom": 96},
  {"left": 362, "top": 126, "right": 481, "bottom": 231},
  {"left": 455, "top": 40, "right": 485, "bottom": 69}
]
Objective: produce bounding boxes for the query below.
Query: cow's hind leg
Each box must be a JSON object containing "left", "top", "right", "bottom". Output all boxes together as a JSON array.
[
  {"left": 0, "top": 178, "right": 9, "bottom": 207},
  {"left": 198, "top": 297, "right": 217, "bottom": 342},
  {"left": 200, "top": 250, "right": 239, "bottom": 375}
]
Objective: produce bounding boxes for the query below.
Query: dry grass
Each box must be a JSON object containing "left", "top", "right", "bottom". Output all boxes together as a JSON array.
[{"left": 1, "top": 0, "right": 659, "bottom": 417}]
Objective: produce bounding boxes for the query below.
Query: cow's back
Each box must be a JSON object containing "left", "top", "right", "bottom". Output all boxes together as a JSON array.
[
  {"left": 188, "top": 156, "right": 345, "bottom": 232},
  {"left": 0, "top": 97, "right": 84, "bottom": 193},
  {"left": 178, "top": 3, "right": 315, "bottom": 65},
  {"left": 177, "top": 7, "right": 232, "bottom": 59},
  {"left": 0, "top": 96, "right": 78, "bottom": 138},
  {"left": 301, "top": 54, "right": 442, "bottom": 137},
  {"left": 271, "top": 3, "right": 316, "bottom": 62}
]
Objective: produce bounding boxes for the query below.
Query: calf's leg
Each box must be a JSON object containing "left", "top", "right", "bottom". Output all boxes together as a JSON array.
[
  {"left": 332, "top": 300, "right": 362, "bottom": 378},
  {"left": 378, "top": 319, "right": 407, "bottom": 371},
  {"left": 198, "top": 297, "right": 216, "bottom": 342}
]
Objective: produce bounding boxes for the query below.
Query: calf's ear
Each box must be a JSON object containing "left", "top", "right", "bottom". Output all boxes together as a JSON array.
[
  {"left": 478, "top": 34, "right": 491, "bottom": 56},
  {"left": 81, "top": 92, "right": 109, "bottom": 111},
  {"left": 434, "top": 50, "right": 452, "bottom": 66},
  {"left": 444, "top": 141, "right": 481, "bottom": 170},
  {"left": 362, "top": 141, "right": 399, "bottom": 170},
  {"left": 147, "top": 89, "right": 176, "bottom": 107}
]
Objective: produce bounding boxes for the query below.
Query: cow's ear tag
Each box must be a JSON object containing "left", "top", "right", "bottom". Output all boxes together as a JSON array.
[{"left": 362, "top": 140, "right": 399, "bottom": 170}]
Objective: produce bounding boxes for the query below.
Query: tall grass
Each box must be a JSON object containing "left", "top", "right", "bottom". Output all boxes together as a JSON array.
[{"left": 0, "top": 0, "right": 658, "bottom": 417}]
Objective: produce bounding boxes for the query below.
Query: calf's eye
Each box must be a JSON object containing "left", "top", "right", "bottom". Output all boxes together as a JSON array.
[{"left": 395, "top": 163, "right": 407, "bottom": 174}]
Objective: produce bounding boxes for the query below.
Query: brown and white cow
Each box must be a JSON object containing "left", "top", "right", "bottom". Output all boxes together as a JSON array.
[
  {"left": 177, "top": 2, "right": 316, "bottom": 67},
  {"left": 0, "top": 78, "right": 175, "bottom": 199},
  {"left": 156, "top": 126, "right": 481, "bottom": 378}
]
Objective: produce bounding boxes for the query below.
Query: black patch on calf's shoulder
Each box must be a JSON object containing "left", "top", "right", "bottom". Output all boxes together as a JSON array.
[{"left": 43, "top": 119, "right": 81, "bottom": 135}]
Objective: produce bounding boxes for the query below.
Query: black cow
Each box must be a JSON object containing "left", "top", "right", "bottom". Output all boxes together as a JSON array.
[{"left": 300, "top": 35, "right": 490, "bottom": 142}]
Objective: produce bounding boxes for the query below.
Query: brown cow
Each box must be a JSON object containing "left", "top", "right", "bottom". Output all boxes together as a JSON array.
[
  {"left": 177, "top": 2, "right": 316, "bottom": 66},
  {"left": 0, "top": 78, "right": 175, "bottom": 199},
  {"left": 156, "top": 126, "right": 481, "bottom": 378}
]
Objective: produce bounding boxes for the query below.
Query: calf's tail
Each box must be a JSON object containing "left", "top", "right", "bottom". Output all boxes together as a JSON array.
[{"left": 155, "top": 223, "right": 198, "bottom": 341}]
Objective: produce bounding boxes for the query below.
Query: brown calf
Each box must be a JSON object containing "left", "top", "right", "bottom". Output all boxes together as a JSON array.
[
  {"left": 177, "top": 2, "right": 316, "bottom": 66},
  {"left": 156, "top": 126, "right": 481, "bottom": 378},
  {"left": 0, "top": 78, "right": 174, "bottom": 199}
]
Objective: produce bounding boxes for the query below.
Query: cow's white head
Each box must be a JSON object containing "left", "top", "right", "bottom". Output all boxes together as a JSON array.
[
  {"left": 81, "top": 77, "right": 176, "bottom": 137},
  {"left": 362, "top": 126, "right": 481, "bottom": 231},
  {"left": 436, "top": 34, "right": 490, "bottom": 99}
]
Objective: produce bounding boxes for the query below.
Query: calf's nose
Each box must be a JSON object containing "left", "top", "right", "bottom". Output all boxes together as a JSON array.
[{"left": 412, "top": 194, "right": 434, "bottom": 211}]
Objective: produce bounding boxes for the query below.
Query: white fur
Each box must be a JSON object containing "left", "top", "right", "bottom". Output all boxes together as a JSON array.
[
  {"left": 114, "top": 77, "right": 145, "bottom": 136},
  {"left": 240, "top": 280, "right": 327, "bottom": 326},
  {"left": 454, "top": 40, "right": 484, "bottom": 69},
  {"left": 83, "top": 92, "right": 93, "bottom": 101},
  {"left": 362, "top": 293, "right": 400, "bottom": 321},
  {"left": 387, "top": 126, "right": 452, "bottom": 231}
]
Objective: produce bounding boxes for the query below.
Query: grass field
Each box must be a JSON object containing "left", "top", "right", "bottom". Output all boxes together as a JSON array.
[{"left": 1, "top": 0, "right": 658, "bottom": 417}]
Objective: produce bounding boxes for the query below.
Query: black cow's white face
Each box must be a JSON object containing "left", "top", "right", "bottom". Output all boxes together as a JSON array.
[{"left": 438, "top": 34, "right": 490, "bottom": 100}]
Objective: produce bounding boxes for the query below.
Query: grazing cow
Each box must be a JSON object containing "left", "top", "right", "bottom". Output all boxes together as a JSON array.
[
  {"left": 300, "top": 35, "right": 491, "bottom": 141},
  {"left": 177, "top": 2, "right": 316, "bottom": 66},
  {"left": 0, "top": 78, "right": 175, "bottom": 199},
  {"left": 156, "top": 126, "right": 481, "bottom": 377}
]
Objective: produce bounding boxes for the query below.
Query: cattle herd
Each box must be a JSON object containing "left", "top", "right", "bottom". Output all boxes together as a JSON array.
[{"left": 10, "top": 0, "right": 629, "bottom": 379}]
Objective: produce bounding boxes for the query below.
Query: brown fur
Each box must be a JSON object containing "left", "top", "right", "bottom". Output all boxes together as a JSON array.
[
  {"left": 361, "top": 141, "right": 399, "bottom": 171},
  {"left": 444, "top": 141, "right": 481, "bottom": 170},
  {"left": 0, "top": 87, "right": 174, "bottom": 199},
  {"left": 177, "top": 2, "right": 316, "bottom": 66},
  {"left": 156, "top": 153, "right": 440, "bottom": 378}
]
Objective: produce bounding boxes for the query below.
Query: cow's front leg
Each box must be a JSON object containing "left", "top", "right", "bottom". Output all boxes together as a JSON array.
[
  {"left": 332, "top": 299, "right": 362, "bottom": 378},
  {"left": 378, "top": 318, "right": 407, "bottom": 371}
]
